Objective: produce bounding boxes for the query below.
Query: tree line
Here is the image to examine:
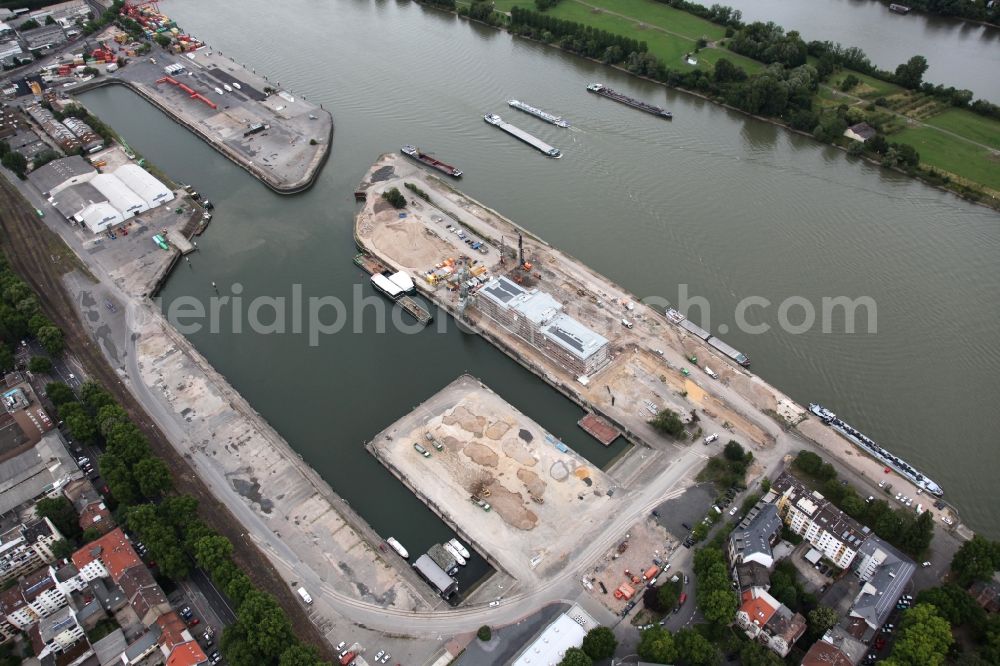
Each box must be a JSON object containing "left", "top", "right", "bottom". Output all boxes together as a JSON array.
[
  {"left": 45, "top": 379, "right": 330, "bottom": 665},
  {"left": 510, "top": 6, "right": 648, "bottom": 61},
  {"left": 793, "top": 451, "right": 934, "bottom": 558},
  {"left": 0, "top": 256, "right": 64, "bottom": 366}
]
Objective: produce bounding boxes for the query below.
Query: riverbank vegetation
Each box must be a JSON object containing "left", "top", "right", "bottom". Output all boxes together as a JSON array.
[
  {"left": 438, "top": 0, "right": 1000, "bottom": 208},
  {"left": 792, "top": 451, "right": 934, "bottom": 558},
  {"left": 42, "top": 379, "right": 330, "bottom": 665}
]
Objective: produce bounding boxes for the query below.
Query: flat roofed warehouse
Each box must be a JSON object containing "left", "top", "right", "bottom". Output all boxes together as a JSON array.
[{"left": 27, "top": 155, "right": 95, "bottom": 196}]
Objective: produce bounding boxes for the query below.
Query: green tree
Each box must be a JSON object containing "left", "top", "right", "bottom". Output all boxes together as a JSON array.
[
  {"left": 899, "top": 510, "right": 934, "bottom": 557},
  {"left": 134, "top": 457, "right": 173, "bottom": 499},
  {"left": 657, "top": 581, "right": 680, "bottom": 611},
  {"left": 82, "top": 526, "right": 102, "bottom": 543},
  {"left": 100, "top": 453, "right": 140, "bottom": 505},
  {"left": 235, "top": 590, "right": 295, "bottom": 660},
  {"left": 18, "top": 18, "right": 40, "bottom": 30},
  {"left": 807, "top": 606, "right": 839, "bottom": 639},
  {"left": 1, "top": 151, "right": 28, "bottom": 179},
  {"left": 80, "top": 381, "right": 115, "bottom": 413},
  {"left": 0, "top": 344, "right": 13, "bottom": 372},
  {"left": 739, "top": 641, "right": 783, "bottom": 666},
  {"left": 193, "top": 535, "right": 234, "bottom": 574},
  {"left": 35, "top": 496, "right": 82, "bottom": 542},
  {"left": 381, "top": 187, "right": 406, "bottom": 209},
  {"left": 885, "top": 603, "right": 953, "bottom": 666},
  {"left": 723, "top": 440, "right": 746, "bottom": 462},
  {"left": 154, "top": 33, "right": 171, "bottom": 47},
  {"left": 61, "top": 402, "right": 97, "bottom": 443},
  {"left": 558, "top": 647, "right": 592, "bottom": 666},
  {"left": 46, "top": 382, "right": 76, "bottom": 407},
  {"left": 278, "top": 642, "right": 327, "bottom": 666},
  {"left": 638, "top": 626, "right": 677, "bottom": 664},
  {"left": 650, "top": 408, "right": 685, "bottom": 438},
  {"left": 28, "top": 356, "right": 52, "bottom": 373},
  {"left": 951, "top": 536, "right": 1000, "bottom": 586},
  {"left": 36, "top": 325, "right": 64, "bottom": 356},
  {"left": 581, "top": 626, "right": 616, "bottom": 660},
  {"left": 674, "top": 628, "right": 719, "bottom": 666},
  {"left": 32, "top": 149, "right": 60, "bottom": 169},
  {"left": 916, "top": 584, "right": 986, "bottom": 629},
  {"left": 477, "top": 625, "right": 491, "bottom": 641},
  {"left": 894, "top": 55, "right": 929, "bottom": 89},
  {"left": 51, "top": 539, "right": 74, "bottom": 559}
]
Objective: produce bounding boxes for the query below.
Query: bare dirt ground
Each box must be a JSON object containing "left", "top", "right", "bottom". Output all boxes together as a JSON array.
[
  {"left": 581, "top": 517, "right": 677, "bottom": 616},
  {"left": 368, "top": 375, "right": 620, "bottom": 585},
  {"left": 0, "top": 177, "right": 337, "bottom": 660}
]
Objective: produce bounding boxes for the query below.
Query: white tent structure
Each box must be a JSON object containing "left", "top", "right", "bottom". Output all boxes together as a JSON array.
[
  {"left": 79, "top": 202, "right": 124, "bottom": 234},
  {"left": 113, "top": 164, "right": 174, "bottom": 208},
  {"left": 90, "top": 173, "right": 148, "bottom": 220}
]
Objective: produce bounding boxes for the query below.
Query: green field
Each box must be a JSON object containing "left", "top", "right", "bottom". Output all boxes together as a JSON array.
[
  {"left": 894, "top": 126, "right": 1000, "bottom": 190},
  {"left": 570, "top": 0, "right": 724, "bottom": 40},
  {"left": 695, "top": 46, "right": 765, "bottom": 75},
  {"left": 924, "top": 108, "right": 1000, "bottom": 151},
  {"left": 829, "top": 70, "right": 903, "bottom": 99},
  {"left": 494, "top": 0, "right": 760, "bottom": 74},
  {"left": 531, "top": 0, "right": 699, "bottom": 66}
]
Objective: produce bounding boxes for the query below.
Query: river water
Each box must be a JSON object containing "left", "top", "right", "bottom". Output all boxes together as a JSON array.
[
  {"left": 82, "top": 0, "right": 1000, "bottom": 577},
  {"left": 720, "top": 0, "right": 1000, "bottom": 102}
]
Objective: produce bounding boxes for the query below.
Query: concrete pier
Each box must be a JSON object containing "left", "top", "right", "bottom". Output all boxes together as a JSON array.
[{"left": 75, "top": 47, "right": 332, "bottom": 194}]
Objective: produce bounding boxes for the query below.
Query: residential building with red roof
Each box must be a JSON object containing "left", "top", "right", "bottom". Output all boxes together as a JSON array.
[{"left": 71, "top": 527, "right": 140, "bottom": 583}]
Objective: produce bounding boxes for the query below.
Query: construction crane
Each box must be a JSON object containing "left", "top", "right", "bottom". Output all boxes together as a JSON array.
[{"left": 457, "top": 256, "right": 471, "bottom": 316}]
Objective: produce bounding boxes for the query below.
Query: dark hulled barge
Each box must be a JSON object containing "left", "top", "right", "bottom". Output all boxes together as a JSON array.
[
  {"left": 401, "top": 145, "right": 463, "bottom": 177},
  {"left": 587, "top": 83, "right": 672, "bottom": 119}
]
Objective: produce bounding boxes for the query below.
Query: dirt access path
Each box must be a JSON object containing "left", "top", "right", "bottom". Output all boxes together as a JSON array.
[{"left": 0, "top": 177, "right": 336, "bottom": 661}]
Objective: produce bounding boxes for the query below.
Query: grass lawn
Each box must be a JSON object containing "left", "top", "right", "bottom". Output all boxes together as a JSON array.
[
  {"left": 924, "top": 108, "right": 1000, "bottom": 151},
  {"left": 830, "top": 70, "right": 902, "bottom": 99},
  {"left": 538, "top": 0, "right": 699, "bottom": 65},
  {"left": 575, "top": 0, "right": 725, "bottom": 40},
  {"left": 894, "top": 126, "right": 1000, "bottom": 190},
  {"left": 696, "top": 46, "right": 765, "bottom": 75}
]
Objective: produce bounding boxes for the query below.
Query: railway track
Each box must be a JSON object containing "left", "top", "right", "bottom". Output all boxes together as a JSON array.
[{"left": 0, "top": 177, "right": 336, "bottom": 660}]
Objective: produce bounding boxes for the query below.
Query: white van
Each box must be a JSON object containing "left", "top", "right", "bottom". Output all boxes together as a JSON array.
[
  {"left": 297, "top": 587, "right": 313, "bottom": 605},
  {"left": 621, "top": 319, "right": 633, "bottom": 329}
]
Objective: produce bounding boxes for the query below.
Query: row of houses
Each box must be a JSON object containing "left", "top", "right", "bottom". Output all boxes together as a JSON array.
[
  {"left": 25, "top": 103, "right": 103, "bottom": 153},
  {"left": 727, "top": 471, "right": 917, "bottom": 662},
  {"left": 29, "top": 155, "right": 175, "bottom": 234},
  {"left": 0, "top": 371, "right": 211, "bottom": 665}
]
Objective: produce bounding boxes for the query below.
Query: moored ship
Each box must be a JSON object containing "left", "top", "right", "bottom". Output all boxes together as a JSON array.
[
  {"left": 809, "top": 403, "right": 943, "bottom": 496},
  {"left": 386, "top": 537, "right": 409, "bottom": 559},
  {"left": 401, "top": 145, "right": 462, "bottom": 177},
  {"left": 587, "top": 83, "right": 672, "bottom": 119},
  {"left": 484, "top": 113, "right": 562, "bottom": 158},
  {"left": 507, "top": 99, "right": 570, "bottom": 127}
]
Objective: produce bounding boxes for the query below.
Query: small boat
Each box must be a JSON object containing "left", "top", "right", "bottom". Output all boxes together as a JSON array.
[
  {"left": 443, "top": 542, "right": 467, "bottom": 566},
  {"left": 449, "top": 539, "right": 471, "bottom": 559},
  {"left": 232, "top": 82, "right": 242, "bottom": 89},
  {"left": 223, "top": 84, "right": 233, "bottom": 92},
  {"left": 386, "top": 537, "right": 409, "bottom": 559},
  {"left": 413, "top": 443, "right": 431, "bottom": 457},
  {"left": 214, "top": 86, "right": 224, "bottom": 95}
]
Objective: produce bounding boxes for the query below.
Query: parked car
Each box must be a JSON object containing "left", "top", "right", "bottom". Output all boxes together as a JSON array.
[
  {"left": 704, "top": 433, "right": 719, "bottom": 444},
  {"left": 380, "top": 654, "right": 390, "bottom": 664},
  {"left": 729, "top": 506, "right": 738, "bottom": 516}
]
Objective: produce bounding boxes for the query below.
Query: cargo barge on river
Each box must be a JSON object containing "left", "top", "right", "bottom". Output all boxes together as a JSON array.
[
  {"left": 809, "top": 403, "right": 943, "bottom": 497},
  {"left": 484, "top": 114, "right": 562, "bottom": 158},
  {"left": 587, "top": 83, "right": 672, "bottom": 119},
  {"left": 507, "top": 99, "right": 570, "bottom": 127},
  {"left": 664, "top": 308, "right": 750, "bottom": 367},
  {"left": 401, "top": 145, "right": 462, "bottom": 177}
]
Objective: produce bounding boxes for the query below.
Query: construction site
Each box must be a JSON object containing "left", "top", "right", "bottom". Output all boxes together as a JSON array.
[
  {"left": 367, "top": 375, "right": 622, "bottom": 594},
  {"left": 354, "top": 153, "right": 788, "bottom": 460}
]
